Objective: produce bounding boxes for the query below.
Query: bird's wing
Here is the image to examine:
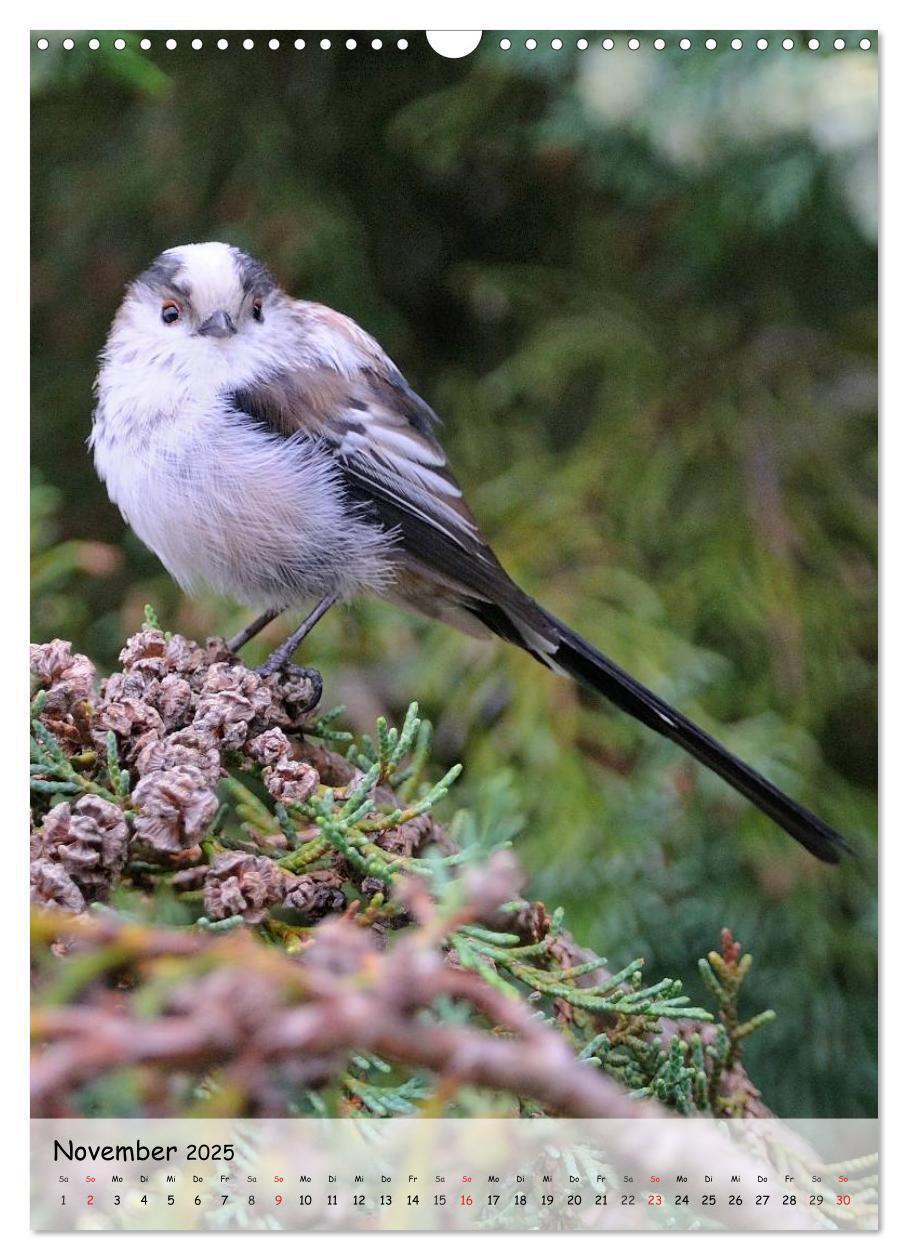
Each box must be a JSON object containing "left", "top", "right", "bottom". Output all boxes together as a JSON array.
[{"left": 226, "top": 304, "right": 546, "bottom": 635}]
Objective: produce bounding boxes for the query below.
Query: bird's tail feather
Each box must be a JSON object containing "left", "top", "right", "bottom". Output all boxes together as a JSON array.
[{"left": 487, "top": 597, "right": 850, "bottom": 864}]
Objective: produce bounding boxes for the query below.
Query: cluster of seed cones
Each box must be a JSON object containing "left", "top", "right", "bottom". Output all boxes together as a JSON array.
[{"left": 30, "top": 630, "right": 444, "bottom": 926}]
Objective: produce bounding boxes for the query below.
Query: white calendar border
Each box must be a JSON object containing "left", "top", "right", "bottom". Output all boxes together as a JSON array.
[
  {"left": 11, "top": 1, "right": 897, "bottom": 31},
  {"left": 8, "top": 0, "right": 896, "bottom": 1251}
]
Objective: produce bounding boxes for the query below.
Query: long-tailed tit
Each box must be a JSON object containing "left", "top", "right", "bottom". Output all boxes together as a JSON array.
[{"left": 92, "top": 242, "right": 850, "bottom": 863}]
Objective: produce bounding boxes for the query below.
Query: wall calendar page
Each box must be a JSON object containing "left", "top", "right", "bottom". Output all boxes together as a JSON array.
[{"left": 30, "top": 26, "right": 879, "bottom": 1235}]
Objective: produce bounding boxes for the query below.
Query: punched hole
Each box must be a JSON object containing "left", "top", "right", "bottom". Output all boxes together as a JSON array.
[{"left": 425, "top": 31, "right": 482, "bottom": 57}]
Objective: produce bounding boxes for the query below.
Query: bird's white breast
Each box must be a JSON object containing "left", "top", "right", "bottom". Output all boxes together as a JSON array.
[{"left": 91, "top": 332, "right": 393, "bottom": 611}]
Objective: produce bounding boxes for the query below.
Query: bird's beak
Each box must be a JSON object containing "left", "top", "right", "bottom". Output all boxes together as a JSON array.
[{"left": 198, "top": 310, "right": 237, "bottom": 339}]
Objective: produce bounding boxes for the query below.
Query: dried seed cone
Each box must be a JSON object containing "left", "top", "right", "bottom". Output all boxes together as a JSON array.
[
  {"left": 132, "top": 764, "right": 219, "bottom": 854},
  {"left": 38, "top": 796, "right": 129, "bottom": 899},
  {"left": 30, "top": 639, "right": 95, "bottom": 712},
  {"left": 203, "top": 852, "right": 291, "bottom": 923},
  {"left": 30, "top": 859, "right": 86, "bottom": 913}
]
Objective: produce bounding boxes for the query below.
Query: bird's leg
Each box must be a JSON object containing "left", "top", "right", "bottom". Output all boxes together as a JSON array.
[
  {"left": 226, "top": 608, "right": 281, "bottom": 653},
  {"left": 254, "top": 595, "right": 338, "bottom": 677}
]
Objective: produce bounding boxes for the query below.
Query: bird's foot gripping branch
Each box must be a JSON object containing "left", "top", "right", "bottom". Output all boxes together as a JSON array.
[{"left": 31, "top": 614, "right": 774, "bottom": 1120}]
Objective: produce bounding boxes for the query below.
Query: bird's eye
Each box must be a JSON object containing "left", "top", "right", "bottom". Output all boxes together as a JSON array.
[
  {"left": 161, "top": 301, "right": 181, "bottom": 325},
  {"left": 252, "top": 297, "right": 264, "bottom": 323}
]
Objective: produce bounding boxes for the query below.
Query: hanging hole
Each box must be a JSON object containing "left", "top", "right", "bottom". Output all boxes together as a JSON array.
[{"left": 425, "top": 31, "right": 482, "bottom": 58}]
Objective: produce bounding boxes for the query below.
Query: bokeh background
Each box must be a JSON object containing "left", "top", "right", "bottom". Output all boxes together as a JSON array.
[{"left": 31, "top": 32, "right": 877, "bottom": 1117}]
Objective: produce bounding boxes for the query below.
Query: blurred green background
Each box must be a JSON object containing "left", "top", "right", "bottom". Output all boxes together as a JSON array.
[{"left": 31, "top": 32, "right": 877, "bottom": 1116}]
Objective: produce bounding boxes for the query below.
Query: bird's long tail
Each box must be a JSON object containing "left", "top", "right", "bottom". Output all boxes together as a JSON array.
[{"left": 481, "top": 597, "right": 850, "bottom": 864}]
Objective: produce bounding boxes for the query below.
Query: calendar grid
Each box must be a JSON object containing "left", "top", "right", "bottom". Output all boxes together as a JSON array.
[{"left": 32, "top": 1117, "right": 878, "bottom": 1231}]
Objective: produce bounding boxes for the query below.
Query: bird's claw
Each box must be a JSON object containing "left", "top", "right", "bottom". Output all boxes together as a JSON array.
[{"left": 254, "top": 662, "right": 323, "bottom": 717}]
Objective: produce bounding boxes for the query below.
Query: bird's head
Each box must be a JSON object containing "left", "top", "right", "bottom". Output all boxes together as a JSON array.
[{"left": 118, "top": 241, "right": 280, "bottom": 361}]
